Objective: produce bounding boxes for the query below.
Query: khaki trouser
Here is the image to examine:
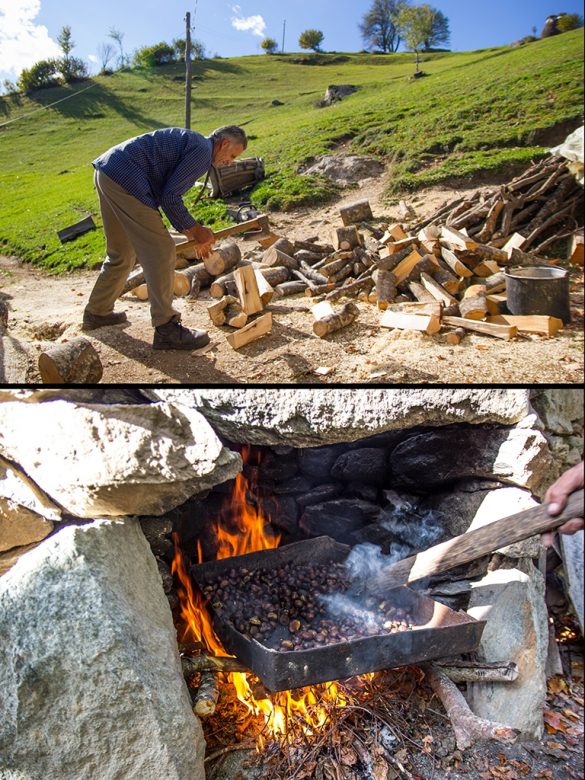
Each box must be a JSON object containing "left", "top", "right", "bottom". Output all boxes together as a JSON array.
[{"left": 86, "top": 169, "right": 180, "bottom": 327}]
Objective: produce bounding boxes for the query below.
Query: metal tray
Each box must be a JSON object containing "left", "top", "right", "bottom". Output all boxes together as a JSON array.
[{"left": 191, "top": 536, "right": 485, "bottom": 692}]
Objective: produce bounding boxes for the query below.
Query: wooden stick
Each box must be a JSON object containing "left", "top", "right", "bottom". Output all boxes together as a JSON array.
[
  {"left": 367, "top": 489, "right": 583, "bottom": 591},
  {"left": 433, "top": 660, "right": 519, "bottom": 684},
  {"left": 193, "top": 671, "right": 219, "bottom": 718},
  {"left": 182, "top": 655, "right": 249, "bottom": 675}
]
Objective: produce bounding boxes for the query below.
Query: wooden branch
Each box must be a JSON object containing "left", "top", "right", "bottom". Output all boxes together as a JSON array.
[
  {"left": 193, "top": 671, "right": 219, "bottom": 718},
  {"left": 433, "top": 659, "right": 519, "bottom": 684},
  {"left": 325, "top": 277, "right": 373, "bottom": 301},
  {"left": 181, "top": 655, "right": 249, "bottom": 675},
  {"left": 423, "top": 663, "right": 520, "bottom": 751}
]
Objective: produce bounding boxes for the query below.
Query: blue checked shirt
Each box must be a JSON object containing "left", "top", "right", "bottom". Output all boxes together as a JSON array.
[{"left": 93, "top": 128, "right": 213, "bottom": 232}]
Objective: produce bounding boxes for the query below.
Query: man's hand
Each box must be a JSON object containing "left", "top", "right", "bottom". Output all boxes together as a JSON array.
[
  {"left": 183, "top": 224, "right": 215, "bottom": 259},
  {"left": 542, "top": 461, "right": 584, "bottom": 546}
]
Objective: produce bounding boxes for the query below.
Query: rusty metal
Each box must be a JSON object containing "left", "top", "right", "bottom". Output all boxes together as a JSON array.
[{"left": 191, "top": 536, "right": 485, "bottom": 692}]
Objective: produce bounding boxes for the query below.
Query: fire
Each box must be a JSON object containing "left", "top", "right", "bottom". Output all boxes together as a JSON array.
[{"left": 172, "top": 445, "right": 356, "bottom": 746}]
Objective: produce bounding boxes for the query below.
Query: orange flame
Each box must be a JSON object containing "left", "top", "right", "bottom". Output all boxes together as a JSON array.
[{"left": 172, "top": 445, "right": 356, "bottom": 746}]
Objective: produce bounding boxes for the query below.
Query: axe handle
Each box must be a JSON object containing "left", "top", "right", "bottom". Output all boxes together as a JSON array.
[
  {"left": 175, "top": 217, "right": 265, "bottom": 252},
  {"left": 368, "top": 488, "right": 584, "bottom": 592}
]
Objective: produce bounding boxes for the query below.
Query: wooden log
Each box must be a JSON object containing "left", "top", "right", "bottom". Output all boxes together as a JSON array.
[
  {"left": 379, "top": 236, "right": 418, "bottom": 257},
  {"left": 173, "top": 272, "right": 192, "bottom": 298},
  {"left": 440, "top": 247, "right": 473, "bottom": 278},
  {"left": 311, "top": 300, "right": 335, "bottom": 320},
  {"left": 224, "top": 303, "right": 248, "bottom": 329},
  {"left": 295, "top": 249, "right": 325, "bottom": 264},
  {"left": 369, "top": 488, "right": 583, "bottom": 590},
  {"left": 380, "top": 310, "right": 441, "bottom": 334},
  {"left": 375, "top": 245, "right": 415, "bottom": 272},
  {"left": 131, "top": 284, "right": 149, "bottom": 301},
  {"left": 440, "top": 225, "right": 478, "bottom": 251},
  {"left": 226, "top": 312, "right": 273, "bottom": 349},
  {"left": 381, "top": 223, "right": 408, "bottom": 245},
  {"left": 397, "top": 255, "right": 436, "bottom": 290},
  {"left": 176, "top": 264, "right": 208, "bottom": 299},
  {"left": 325, "top": 277, "right": 373, "bottom": 301},
  {"left": 261, "top": 246, "right": 299, "bottom": 270},
  {"left": 293, "top": 239, "right": 335, "bottom": 255},
  {"left": 254, "top": 270, "right": 274, "bottom": 306},
  {"left": 398, "top": 200, "right": 416, "bottom": 221},
  {"left": 475, "top": 198, "right": 505, "bottom": 243},
  {"left": 340, "top": 199, "right": 373, "bottom": 226},
  {"left": 420, "top": 272, "right": 458, "bottom": 307},
  {"left": 430, "top": 264, "right": 461, "bottom": 295},
  {"left": 193, "top": 671, "right": 219, "bottom": 718},
  {"left": 298, "top": 262, "right": 329, "bottom": 286},
  {"left": 120, "top": 268, "right": 146, "bottom": 297},
  {"left": 321, "top": 256, "right": 355, "bottom": 278},
  {"left": 445, "top": 327, "right": 467, "bottom": 345},
  {"left": 313, "top": 302, "right": 359, "bottom": 338},
  {"left": 181, "top": 655, "right": 248, "bottom": 675},
  {"left": 443, "top": 315, "right": 516, "bottom": 340},
  {"left": 202, "top": 243, "right": 241, "bottom": 276},
  {"left": 508, "top": 247, "right": 550, "bottom": 267},
  {"left": 392, "top": 248, "right": 425, "bottom": 285},
  {"left": 302, "top": 280, "right": 337, "bottom": 297},
  {"left": 485, "top": 293, "right": 508, "bottom": 316},
  {"left": 408, "top": 281, "right": 437, "bottom": 304},
  {"left": 433, "top": 659, "right": 519, "bottom": 684},
  {"left": 273, "top": 281, "right": 308, "bottom": 297},
  {"left": 487, "top": 314, "right": 564, "bottom": 337},
  {"left": 472, "top": 259, "right": 501, "bottom": 278},
  {"left": 233, "top": 265, "right": 263, "bottom": 315},
  {"left": 423, "top": 664, "right": 519, "bottom": 752},
  {"left": 483, "top": 271, "right": 507, "bottom": 294},
  {"left": 331, "top": 225, "right": 363, "bottom": 251},
  {"left": 459, "top": 284, "right": 488, "bottom": 320},
  {"left": 374, "top": 268, "right": 398, "bottom": 309},
  {"left": 207, "top": 296, "right": 237, "bottom": 326},
  {"left": 38, "top": 338, "right": 103, "bottom": 384}
]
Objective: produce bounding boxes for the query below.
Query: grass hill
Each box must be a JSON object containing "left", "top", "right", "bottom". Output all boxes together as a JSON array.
[{"left": 0, "top": 30, "right": 583, "bottom": 273}]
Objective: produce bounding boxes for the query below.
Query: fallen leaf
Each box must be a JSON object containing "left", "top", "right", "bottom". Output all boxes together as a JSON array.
[
  {"left": 341, "top": 746, "right": 357, "bottom": 766},
  {"left": 543, "top": 709, "right": 563, "bottom": 731},
  {"left": 372, "top": 757, "right": 389, "bottom": 780},
  {"left": 422, "top": 734, "right": 433, "bottom": 753},
  {"left": 548, "top": 677, "right": 568, "bottom": 694},
  {"left": 562, "top": 708, "right": 580, "bottom": 721}
]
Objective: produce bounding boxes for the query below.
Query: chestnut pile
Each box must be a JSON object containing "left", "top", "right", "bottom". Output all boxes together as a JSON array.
[{"left": 200, "top": 560, "right": 415, "bottom": 652}]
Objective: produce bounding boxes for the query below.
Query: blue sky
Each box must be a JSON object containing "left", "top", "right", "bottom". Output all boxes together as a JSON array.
[{"left": 1, "top": 0, "right": 583, "bottom": 86}]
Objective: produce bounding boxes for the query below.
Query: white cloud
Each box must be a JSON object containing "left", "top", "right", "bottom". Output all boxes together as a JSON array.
[
  {"left": 87, "top": 54, "right": 98, "bottom": 63},
  {"left": 0, "top": 0, "right": 61, "bottom": 80},
  {"left": 230, "top": 5, "right": 266, "bottom": 37}
]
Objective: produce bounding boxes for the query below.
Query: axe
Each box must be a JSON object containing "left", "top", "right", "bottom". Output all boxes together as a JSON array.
[{"left": 175, "top": 214, "right": 272, "bottom": 255}]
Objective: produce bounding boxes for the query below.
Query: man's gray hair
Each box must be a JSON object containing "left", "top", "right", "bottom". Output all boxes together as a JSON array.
[{"left": 210, "top": 125, "right": 248, "bottom": 149}]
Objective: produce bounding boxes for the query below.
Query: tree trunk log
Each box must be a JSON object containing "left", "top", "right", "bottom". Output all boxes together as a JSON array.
[
  {"left": 340, "top": 199, "right": 373, "bottom": 226},
  {"left": 261, "top": 246, "right": 300, "bottom": 270},
  {"left": 374, "top": 268, "right": 398, "bottom": 309},
  {"left": 274, "top": 280, "right": 308, "bottom": 297},
  {"left": 176, "top": 265, "right": 204, "bottom": 299},
  {"left": 423, "top": 664, "right": 519, "bottom": 751},
  {"left": 202, "top": 243, "right": 241, "bottom": 276},
  {"left": 38, "top": 338, "right": 103, "bottom": 384},
  {"left": 313, "top": 302, "right": 359, "bottom": 338},
  {"left": 459, "top": 284, "right": 488, "bottom": 320},
  {"left": 331, "top": 225, "right": 363, "bottom": 250},
  {"left": 325, "top": 277, "right": 373, "bottom": 301}
]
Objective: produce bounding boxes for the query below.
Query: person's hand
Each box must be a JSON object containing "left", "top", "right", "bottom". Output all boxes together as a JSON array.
[
  {"left": 542, "top": 461, "right": 584, "bottom": 546},
  {"left": 183, "top": 224, "right": 215, "bottom": 259}
]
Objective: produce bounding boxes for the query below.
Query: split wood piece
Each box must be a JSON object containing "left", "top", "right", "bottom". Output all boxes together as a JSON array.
[
  {"left": 271, "top": 237, "right": 296, "bottom": 256},
  {"left": 313, "top": 302, "right": 359, "bottom": 338},
  {"left": 487, "top": 314, "right": 564, "bottom": 337},
  {"left": 193, "top": 671, "right": 220, "bottom": 719},
  {"left": 417, "top": 225, "right": 442, "bottom": 254},
  {"left": 430, "top": 263, "right": 461, "bottom": 295},
  {"left": 433, "top": 659, "right": 519, "bottom": 684},
  {"left": 181, "top": 655, "right": 248, "bottom": 675},
  {"left": 131, "top": 284, "right": 149, "bottom": 301},
  {"left": 445, "top": 327, "right": 467, "bottom": 345},
  {"left": 324, "top": 277, "right": 373, "bottom": 302},
  {"left": 370, "top": 488, "right": 583, "bottom": 591},
  {"left": 569, "top": 230, "right": 584, "bottom": 266},
  {"left": 392, "top": 248, "right": 426, "bottom": 285},
  {"left": 471, "top": 259, "right": 501, "bottom": 278},
  {"left": 38, "top": 337, "right": 103, "bottom": 384},
  {"left": 261, "top": 246, "right": 299, "bottom": 270},
  {"left": 381, "top": 223, "right": 408, "bottom": 245},
  {"left": 375, "top": 245, "right": 415, "bottom": 272},
  {"left": 502, "top": 232, "right": 527, "bottom": 258},
  {"left": 254, "top": 270, "right": 274, "bottom": 306},
  {"left": 397, "top": 255, "right": 437, "bottom": 291},
  {"left": 273, "top": 280, "right": 308, "bottom": 297},
  {"left": 482, "top": 271, "right": 507, "bottom": 294},
  {"left": 441, "top": 247, "right": 473, "bottom": 277},
  {"left": 387, "top": 301, "right": 442, "bottom": 318},
  {"left": 257, "top": 231, "right": 279, "bottom": 249},
  {"left": 331, "top": 225, "right": 363, "bottom": 251},
  {"left": 224, "top": 303, "right": 248, "bottom": 329},
  {"left": 311, "top": 300, "right": 335, "bottom": 321},
  {"left": 423, "top": 664, "right": 519, "bottom": 752},
  {"left": 201, "top": 243, "right": 241, "bottom": 276},
  {"left": 443, "top": 315, "right": 516, "bottom": 340},
  {"left": 408, "top": 281, "right": 437, "bottom": 304},
  {"left": 208, "top": 261, "right": 254, "bottom": 299},
  {"left": 207, "top": 295, "right": 238, "bottom": 326},
  {"left": 485, "top": 293, "right": 508, "bottom": 316},
  {"left": 374, "top": 268, "right": 398, "bottom": 309},
  {"left": 233, "top": 265, "right": 263, "bottom": 315},
  {"left": 226, "top": 312, "right": 273, "bottom": 349},
  {"left": 420, "top": 272, "right": 458, "bottom": 307},
  {"left": 440, "top": 225, "right": 478, "bottom": 251},
  {"left": 398, "top": 200, "right": 416, "bottom": 221},
  {"left": 459, "top": 284, "right": 488, "bottom": 321},
  {"left": 293, "top": 239, "right": 334, "bottom": 255},
  {"left": 340, "top": 199, "right": 374, "bottom": 226},
  {"left": 379, "top": 236, "right": 418, "bottom": 256},
  {"left": 380, "top": 309, "right": 441, "bottom": 335}
]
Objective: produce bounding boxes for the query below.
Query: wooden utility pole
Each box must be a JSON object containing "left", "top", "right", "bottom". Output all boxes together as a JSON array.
[
  {"left": 282, "top": 19, "right": 286, "bottom": 53},
  {"left": 185, "top": 11, "right": 192, "bottom": 129}
]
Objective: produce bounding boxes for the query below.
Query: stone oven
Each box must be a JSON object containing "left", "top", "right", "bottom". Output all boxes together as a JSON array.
[{"left": 0, "top": 389, "right": 583, "bottom": 780}]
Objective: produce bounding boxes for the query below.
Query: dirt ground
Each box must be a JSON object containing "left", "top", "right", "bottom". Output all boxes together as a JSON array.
[{"left": 1, "top": 174, "right": 583, "bottom": 385}]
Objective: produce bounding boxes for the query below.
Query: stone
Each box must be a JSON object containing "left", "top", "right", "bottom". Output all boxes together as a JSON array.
[
  {"left": 390, "top": 423, "right": 552, "bottom": 495},
  {"left": 0, "top": 519, "right": 205, "bottom": 780},
  {"left": 0, "top": 455, "right": 62, "bottom": 522},
  {"left": 257, "top": 450, "right": 298, "bottom": 482},
  {"left": 301, "top": 154, "right": 384, "bottom": 186},
  {"left": 0, "top": 400, "right": 242, "bottom": 517},
  {"left": 145, "top": 390, "right": 532, "bottom": 447},
  {"left": 0, "top": 541, "right": 42, "bottom": 577},
  {"left": 560, "top": 531, "right": 584, "bottom": 635},
  {"left": 297, "top": 444, "right": 346, "bottom": 479},
  {"left": 257, "top": 494, "right": 299, "bottom": 534},
  {"left": 330, "top": 447, "right": 388, "bottom": 486},
  {"left": 417, "top": 480, "right": 502, "bottom": 538},
  {"left": 296, "top": 483, "right": 342, "bottom": 508},
  {"left": 466, "top": 564, "right": 548, "bottom": 739},
  {"left": 530, "top": 388, "right": 584, "bottom": 435},
  {"left": 0, "top": 497, "right": 54, "bottom": 552},
  {"left": 299, "top": 499, "right": 382, "bottom": 544}
]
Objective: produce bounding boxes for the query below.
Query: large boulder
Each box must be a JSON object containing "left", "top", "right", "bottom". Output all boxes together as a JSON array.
[
  {"left": 0, "top": 400, "right": 241, "bottom": 517},
  {"left": 145, "top": 390, "right": 532, "bottom": 447},
  {"left": 0, "top": 519, "right": 205, "bottom": 780},
  {"left": 0, "top": 498, "right": 53, "bottom": 551}
]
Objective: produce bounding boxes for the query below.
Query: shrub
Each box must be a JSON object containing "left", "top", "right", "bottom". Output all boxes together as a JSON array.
[
  {"left": 18, "top": 59, "right": 62, "bottom": 92},
  {"left": 261, "top": 37, "right": 279, "bottom": 54},
  {"left": 133, "top": 42, "right": 176, "bottom": 68},
  {"left": 299, "top": 29, "right": 324, "bottom": 52}
]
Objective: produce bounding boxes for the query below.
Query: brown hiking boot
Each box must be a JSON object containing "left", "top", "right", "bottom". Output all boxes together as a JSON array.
[
  {"left": 82, "top": 309, "right": 128, "bottom": 330},
  {"left": 153, "top": 315, "right": 210, "bottom": 351}
]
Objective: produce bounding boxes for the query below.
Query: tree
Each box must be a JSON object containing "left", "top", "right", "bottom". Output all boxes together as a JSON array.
[
  {"left": 299, "top": 29, "right": 324, "bottom": 52},
  {"left": 133, "top": 42, "right": 176, "bottom": 68},
  {"left": 97, "top": 43, "right": 116, "bottom": 74},
  {"left": 556, "top": 13, "right": 584, "bottom": 33},
  {"left": 57, "top": 26, "right": 77, "bottom": 82},
  {"left": 397, "top": 3, "right": 448, "bottom": 72},
  {"left": 261, "top": 37, "right": 279, "bottom": 54},
  {"left": 421, "top": 8, "right": 450, "bottom": 50},
  {"left": 108, "top": 27, "right": 129, "bottom": 69},
  {"left": 359, "top": 0, "right": 405, "bottom": 53},
  {"left": 18, "top": 59, "right": 62, "bottom": 92},
  {"left": 172, "top": 38, "right": 206, "bottom": 62}
]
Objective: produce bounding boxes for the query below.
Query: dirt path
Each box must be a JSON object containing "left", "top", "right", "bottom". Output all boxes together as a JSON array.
[{"left": 1, "top": 176, "right": 583, "bottom": 385}]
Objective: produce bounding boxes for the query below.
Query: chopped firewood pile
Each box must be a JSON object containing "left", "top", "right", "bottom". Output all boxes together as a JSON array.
[{"left": 122, "top": 154, "right": 583, "bottom": 349}]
